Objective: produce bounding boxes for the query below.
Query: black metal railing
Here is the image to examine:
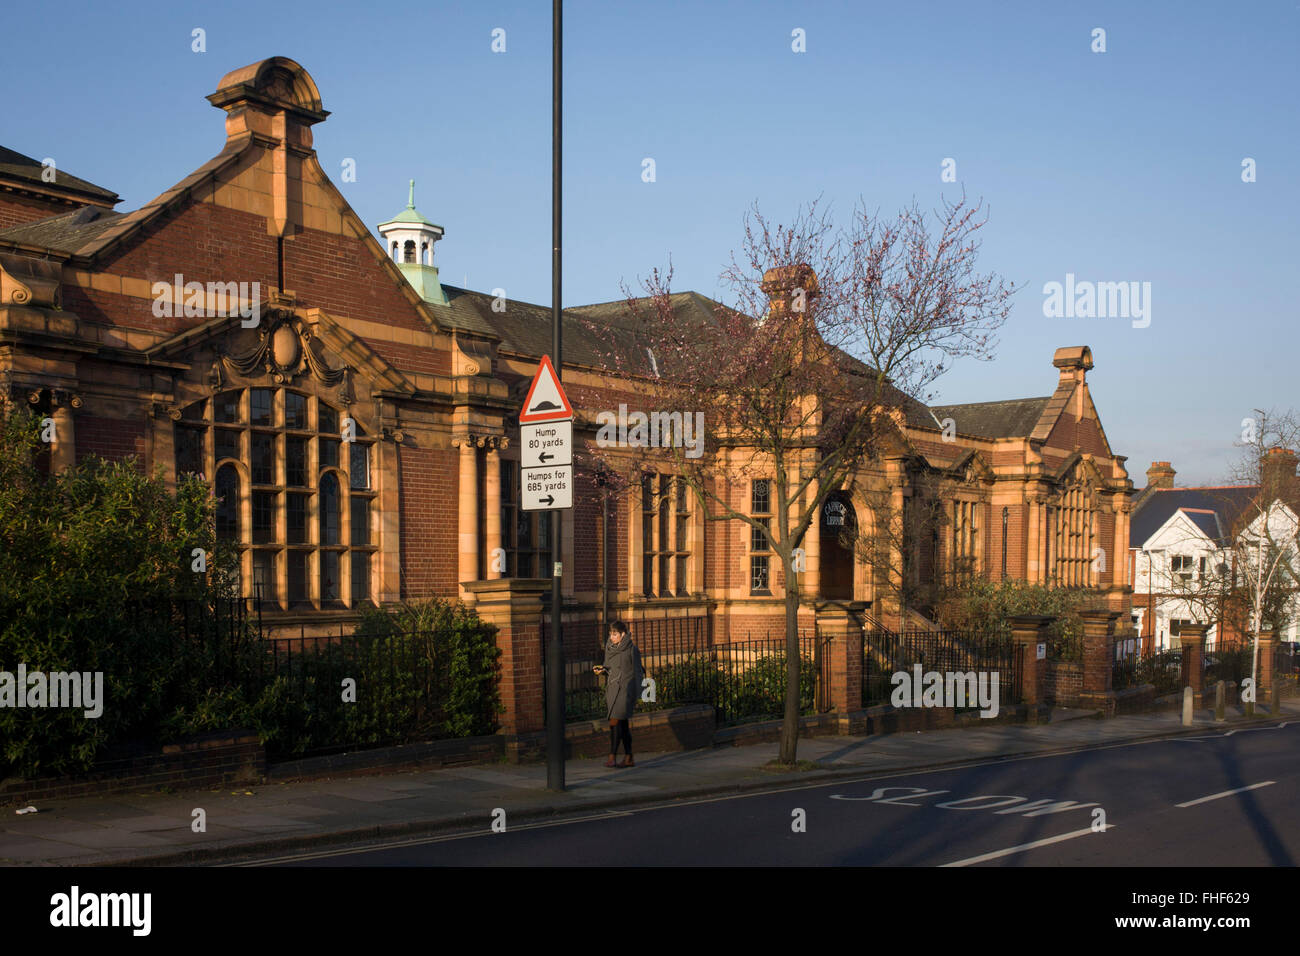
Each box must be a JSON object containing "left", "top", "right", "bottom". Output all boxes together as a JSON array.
[
  {"left": 1111, "top": 640, "right": 1182, "bottom": 695},
  {"left": 863, "top": 628, "right": 1023, "bottom": 710},
  {"left": 541, "top": 612, "right": 831, "bottom": 726},
  {"left": 1204, "top": 641, "right": 1255, "bottom": 688}
]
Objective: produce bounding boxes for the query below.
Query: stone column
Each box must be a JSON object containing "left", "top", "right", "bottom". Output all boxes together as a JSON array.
[
  {"left": 49, "top": 391, "right": 79, "bottom": 473},
  {"left": 805, "top": 480, "right": 821, "bottom": 598},
  {"left": 1009, "top": 615, "right": 1053, "bottom": 722},
  {"left": 1079, "top": 609, "right": 1118, "bottom": 714},
  {"left": 1180, "top": 622, "right": 1208, "bottom": 708},
  {"left": 456, "top": 436, "right": 479, "bottom": 599},
  {"left": 377, "top": 431, "right": 402, "bottom": 604},
  {"left": 885, "top": 458, "right": 908, "bottom": 630},
  {"left": 1025, "top": 494, "right": 1043, "bottom": 583},
  {"left": 484, "top": 440, "right": 503, "bottom": 579},
  {"left": 463, "top": 578, "right": 549, "bottom": 745}
]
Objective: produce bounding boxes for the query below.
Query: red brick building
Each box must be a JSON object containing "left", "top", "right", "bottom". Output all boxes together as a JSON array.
[{"left": 0, "top": 57, "right": 1135, "bottom": 640}]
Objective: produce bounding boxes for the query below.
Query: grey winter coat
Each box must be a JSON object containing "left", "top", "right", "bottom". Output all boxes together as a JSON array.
[{"left": 602, "top": 637, "right": 645, "bottom": 721}]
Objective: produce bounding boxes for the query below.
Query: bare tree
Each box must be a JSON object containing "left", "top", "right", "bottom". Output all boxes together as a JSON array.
[{"left": 579, "top": 193, "right": 1016, "bottom": 764}]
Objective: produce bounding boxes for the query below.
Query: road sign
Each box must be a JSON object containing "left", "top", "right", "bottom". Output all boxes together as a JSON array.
[
  {"left": 521, "top": 420, "right": 572, "bottom": 469},
  {"left": 519, "top": 354, "right": 574, "bottom": 424},
  {"left": 521, "top": 464, "right": 573, "bottom": 511}
]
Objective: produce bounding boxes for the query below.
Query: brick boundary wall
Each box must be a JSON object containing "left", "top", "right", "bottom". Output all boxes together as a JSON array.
[
  {"left": 0, "top": 730, "right": 264, "bottom": 807},
  {"left": 840, "top": 701, "right": 1032, "bottom": 737},
  {"left": 1043, "top": 661, "right": 1083, "bottom": 706},
  {"left": 267, "top": 735, "right": 504, "bottom": 783},
  {"left": 564, "top": 704, "right": 714, "bottom": 758}
]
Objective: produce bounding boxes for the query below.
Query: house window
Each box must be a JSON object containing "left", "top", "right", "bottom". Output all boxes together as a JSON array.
[
  {"left": 174, "top": 387, "right": 378, "bottom": 609},
  {"left": 952, "top": 500, "right": 979, "bottom": 584},
  {"left": 1171, "top": 554, "right": 1193, "bottom": 584},
  {"left": 639, "top": 473, "right": 691, "bottom": 597},
  {"left": 675, "top": 478, "right": 690, "bottom": 597},
  {"left": 751, "top": 479, "right": 772, "bottom": 595},
  {"left": 501, "top": 462, "right": 550, "bottom": 578}
]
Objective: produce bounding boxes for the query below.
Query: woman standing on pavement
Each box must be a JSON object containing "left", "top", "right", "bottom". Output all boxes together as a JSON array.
[{"left": 595, "top": 620, "right": 644, "bottom": 768}]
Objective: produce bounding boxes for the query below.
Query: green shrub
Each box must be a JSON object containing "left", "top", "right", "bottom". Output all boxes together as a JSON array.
[
  {"left": 724, "top": 653, "right": 816, "bottom": 723},
  {"left": 0, "top": 403, "right": 244, "bottom": 777},
  {"left": 934, "top": 580, "right": 1103, "bottom": 661},
  {"left": 0, "top": 402, "right": 504, "bottom": 777}
]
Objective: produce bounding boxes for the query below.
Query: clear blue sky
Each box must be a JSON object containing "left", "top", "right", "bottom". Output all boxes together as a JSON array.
[{"left": 6, "top": 0, "right": 1296, "bottom": 485}]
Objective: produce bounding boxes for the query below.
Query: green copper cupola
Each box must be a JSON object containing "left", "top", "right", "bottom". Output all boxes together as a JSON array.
[{"left": 377, "top": 180, "right": 448, "bottom": 306}]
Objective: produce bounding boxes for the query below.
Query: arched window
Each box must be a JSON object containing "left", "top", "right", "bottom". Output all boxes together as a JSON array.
[
  {"left": 421, "top": 242, "right": 430, "bottom": 266},
  {"left": 174, "top": 387, "right": 377, "bottom": 610},
  {"left": 403, "top": 240, "right": 416, "bottom": 263},
  {"left": 391, "top": 241, "right": 399, "bottom": 262},
  {"left": 320, "top": 472, "right": 340, "bottom": 545},
  {"left": 215, "top": 465, "right": 240, "bottom": 542},
  {"left": 1053, "top": 465, "right": 1096, "bottom": 587}
]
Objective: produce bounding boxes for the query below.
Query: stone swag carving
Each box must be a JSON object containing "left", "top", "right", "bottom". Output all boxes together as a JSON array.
[{"left": 218, "top": 308, "right": 351, "bottom": 402}]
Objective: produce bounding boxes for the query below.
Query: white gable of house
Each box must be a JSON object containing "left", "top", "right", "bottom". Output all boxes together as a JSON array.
[{"left": 1145, "top": 509, "right": 1216, "bottom": 554}]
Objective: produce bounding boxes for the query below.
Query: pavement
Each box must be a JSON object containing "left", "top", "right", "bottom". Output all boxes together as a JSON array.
[{"left": 1, "top": 700, "right": 1295, "bottom": 866}]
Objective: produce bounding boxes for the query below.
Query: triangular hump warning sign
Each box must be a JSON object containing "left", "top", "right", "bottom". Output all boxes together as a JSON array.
[{"left": 519, "top": 354, "right": 574, "bottom": 423}]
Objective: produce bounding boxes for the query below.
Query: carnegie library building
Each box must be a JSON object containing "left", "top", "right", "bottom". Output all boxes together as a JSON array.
[{"left": 0, "top": 57, "right": 1135, "bottom": 645}]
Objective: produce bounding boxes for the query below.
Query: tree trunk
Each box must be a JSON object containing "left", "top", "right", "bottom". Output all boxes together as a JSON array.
[{"left": 778, "top": 567, "right": 801, "bottom": 764}]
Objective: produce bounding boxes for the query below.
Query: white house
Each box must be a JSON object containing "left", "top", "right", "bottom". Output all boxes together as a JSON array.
[{"left": 1129, "top": 460, "right": 1300, "bottom": 652}]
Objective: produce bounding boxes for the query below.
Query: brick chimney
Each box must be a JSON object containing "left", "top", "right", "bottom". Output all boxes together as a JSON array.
[
  {"left": 1146, "top": 461, "right": 1176, "bottom": 490},
  {"left": 1260, "top": 447, "right": 1298, "bottom": 494},
  {"left": 1052, "top": 345, "right": 1093, "bottom": 386},
  {"left": 206, "top": 57, "right": 329, "bottom": 238},
  {"left": 761, "top": 264, "right": 819, "bottom": 322}
]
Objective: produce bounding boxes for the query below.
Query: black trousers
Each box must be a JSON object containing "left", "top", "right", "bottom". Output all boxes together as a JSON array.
[{"left": 609, "top": 718, "right": 632, "bottom": 755}]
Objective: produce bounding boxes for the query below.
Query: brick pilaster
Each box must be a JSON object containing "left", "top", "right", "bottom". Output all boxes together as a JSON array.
[
  {"left": 1079, "top": 609, "right": 1118, "bottom": 710},
  {"left": 1257, "top": 628, "right": 1278, "bottom": 706},
  {"left": 1180, "top": 622, "right": 1208, "bottom": 707},
  {"left": 462, "top": 578, "right": 549, "bottom": 736},
  {"left": 816, "top": 603, "right": 862, "bottom": 715},
  {"left": 1009, "top": 615, "right": 1053, "bottom": 720}
]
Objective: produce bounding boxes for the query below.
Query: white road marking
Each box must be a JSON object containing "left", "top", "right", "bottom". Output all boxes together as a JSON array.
[
  {"left": 1175, "top": 781, "right": 1275, "bottom": 808},
  {"left": 940, "top": 826, "right": 1108, "bottom": 867},
  {"left": 1175, "top": 722, "right": 1289, "bottom": 742}
]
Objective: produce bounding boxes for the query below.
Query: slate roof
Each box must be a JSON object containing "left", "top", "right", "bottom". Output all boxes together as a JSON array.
[
  {"left": 0, "top": 146, "right": 120, "bottom": 204},
  {"left": 924, "top": 397, "right": 1052, "bottom": 439},
  {"left": 1130, "top": 486, "right": 1260, "bottom": 547},
  {"left": 443, "top": 288, "right": 1037, "bottom": 441},
  {"left": 0, "top": 205, "right": 126, "bottom": 254},
  {"left": 1178, "top": 508, "right": 1225, "bottom": 542},
  {"left": 448, "top": 289, "right": 722, "bottom": 374}
]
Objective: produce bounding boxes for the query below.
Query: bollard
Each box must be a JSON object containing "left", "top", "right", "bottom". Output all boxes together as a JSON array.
[
  {"left": 1214, "top": 680, "right": 1225, "bottom": 722},
  {"left": 1182, "top": 686, "right": 1194, "bottom": 727}
]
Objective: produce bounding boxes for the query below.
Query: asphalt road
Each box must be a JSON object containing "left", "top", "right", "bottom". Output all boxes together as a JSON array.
[{"left": 256, "top": 722, "right": 1300, "bottom": 867}]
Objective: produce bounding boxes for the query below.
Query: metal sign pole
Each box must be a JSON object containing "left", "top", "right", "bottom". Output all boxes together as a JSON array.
[{"left": 546, "top": 0, "right": 565, "bottom": 792}]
